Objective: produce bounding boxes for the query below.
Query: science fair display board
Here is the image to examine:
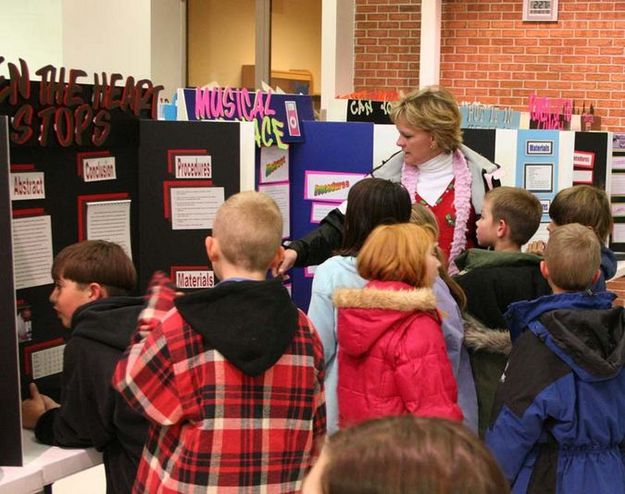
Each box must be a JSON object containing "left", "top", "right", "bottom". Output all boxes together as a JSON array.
[
  {"left": 136, "top": 119, "right": 255, "bottom": 291},
  {"left": 287, "top": 124, "right": 611, "bottom": 310},
  {"left": 0, "top": 116, "right": 22, "bottom": 466}
]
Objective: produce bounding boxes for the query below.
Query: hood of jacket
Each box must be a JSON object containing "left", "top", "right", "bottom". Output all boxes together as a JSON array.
[
  {"left": 332, "top": 280, "right": 437, "bottom": 358},
  {"left": 71, "top": 296, "right": 144, "bottom": 351},
  {"left": 504, "top": 291, "right": 616, "bottom": 343},
  {"left": 462, "top": 312, "right": 512, "bottom": 356},
  {"left": 537, "top": 303, "right": 625, "bottom": 381},
  {"left": 174, "top": 278, "right": 298, "bottom": 377},
  {"left": 454, "top": 248, "right": 542, "bottom": 273}
]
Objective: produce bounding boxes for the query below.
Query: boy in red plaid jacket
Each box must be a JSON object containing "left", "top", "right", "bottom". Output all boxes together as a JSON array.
[{"left": 113, "top": 191, "right": 326, "bottom": 493}]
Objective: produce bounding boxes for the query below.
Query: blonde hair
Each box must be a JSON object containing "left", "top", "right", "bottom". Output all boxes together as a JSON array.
[
  {"left": 390, "top": 86, "right": 463, "bottom": 153},
  {"left": 357, "top": 223, "right": 435, "bottom": 287},
  {"left": 486, "top": 187, "right": 543, "bottom": 246},
  {"left": 212, "top": 191, "right": 282, "bottom": 272},
  {"left": 410, "top": 204, "right": 467, "bottom": 309},
  {"left": 549, "top": 185, "right": 613, "bottom": 242},
  {"left": 544, "top": 223, "right": 600, "bottom": 291}
]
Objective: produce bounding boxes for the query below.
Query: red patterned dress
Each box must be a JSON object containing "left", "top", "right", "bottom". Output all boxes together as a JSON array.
[{"left": 415, "top": 179, "right": 477, "bottom": 263}]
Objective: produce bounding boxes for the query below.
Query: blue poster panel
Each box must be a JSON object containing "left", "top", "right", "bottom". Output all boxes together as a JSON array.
[{"left": 289, "top": 121, "right": 374, "bottom": 310}]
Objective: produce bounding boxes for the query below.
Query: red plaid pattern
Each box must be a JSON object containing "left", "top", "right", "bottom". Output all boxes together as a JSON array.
[{"left": 113, "top": 274, "right": 326, "bottom": 493}]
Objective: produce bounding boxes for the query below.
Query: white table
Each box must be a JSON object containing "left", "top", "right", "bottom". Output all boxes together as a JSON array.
[{"left": 0, "top": 430, "right": 102, "bottom": 494}]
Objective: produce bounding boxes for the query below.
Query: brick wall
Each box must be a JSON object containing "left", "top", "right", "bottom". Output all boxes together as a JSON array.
[{"left": 353, "top": 0, "right": 625, "bottom": 131}]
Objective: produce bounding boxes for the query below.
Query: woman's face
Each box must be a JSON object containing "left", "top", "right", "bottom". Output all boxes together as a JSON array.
[{"left": 395, "top": 117, "right": 440, "bottom": 167}]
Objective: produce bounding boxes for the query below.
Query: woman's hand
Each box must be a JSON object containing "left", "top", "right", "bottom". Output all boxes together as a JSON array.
[{"left": 272, "top": 248, "right": 298, "bottom": 278}]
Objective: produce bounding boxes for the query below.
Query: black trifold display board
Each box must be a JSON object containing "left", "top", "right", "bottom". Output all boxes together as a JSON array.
[
  {"left": 0, "top": 116, "right": 22, "bottom": 466},
  {"left": 137, "top": 120, "right": 242, "bottom": 290},
  {"left": 1, "top": 82, "right": 247, "bottom": 466}
]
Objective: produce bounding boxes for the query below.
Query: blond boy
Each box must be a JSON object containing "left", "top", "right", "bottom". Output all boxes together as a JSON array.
[{"left": 114, "top": 191, "right": 325, "bottom": 493}]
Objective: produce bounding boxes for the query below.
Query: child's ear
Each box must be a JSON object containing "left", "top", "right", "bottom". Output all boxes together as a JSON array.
[
  {"left": 88, "top": 282, "right": 106, "bottom": 301},
  {"left": 539, "top": 260, "right": 550, "bottom": 280},
  {"left": 205, "top": 236, "right": 218, "bottom": 262},
  {"left": 496, "top": 218, "right": 507, "bottom": 238},
  {"left": 268, "top": 246, "right": 285, "bottom": 274}
]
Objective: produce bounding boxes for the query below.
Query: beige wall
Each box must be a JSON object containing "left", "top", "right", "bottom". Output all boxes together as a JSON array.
[
  {"left": 271, "top": 0, "right": 321, "bottom": 94},
  {"left": 188, "top": 0, "right": 256, "bottom": 88},
  {"left": 188, "top": 0, "right": 321, "bottom": 94}
]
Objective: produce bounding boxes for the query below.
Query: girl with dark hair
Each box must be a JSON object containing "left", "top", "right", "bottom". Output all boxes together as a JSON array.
[{"left": 307, "top": 177, "right": 411, "bottom": 434}]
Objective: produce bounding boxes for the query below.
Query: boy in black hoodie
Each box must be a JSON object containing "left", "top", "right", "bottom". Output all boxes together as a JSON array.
[{"left": 21, "top": 240, "right": 147, "bottom": 494}]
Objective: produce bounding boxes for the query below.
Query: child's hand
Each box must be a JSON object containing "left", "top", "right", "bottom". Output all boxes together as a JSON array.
[
  {"left": 22, "top": 383, "right": 57, "bottom": 429},
  {"left": 526, "top": 240, "right": 546, "bottom": 256}
]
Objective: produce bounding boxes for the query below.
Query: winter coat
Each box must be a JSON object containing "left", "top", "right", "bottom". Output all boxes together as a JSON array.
[
  {"left": 309, "top": 257, "right": 477, "bottom": 433},
  {"left": 333, "top": 280, "right": 463, "bottom": 428},
  {"left": 454, "top": 248, "right": 552, "bottom": 436},
  {"left": 486, "top": 291, "right": 625, "bottom": 494},
  {"left": 288, "top": 147, "right": 499, "bottom": 267},
  {"left": 35, "top": 297, "right": 148, "bottom": 494}
]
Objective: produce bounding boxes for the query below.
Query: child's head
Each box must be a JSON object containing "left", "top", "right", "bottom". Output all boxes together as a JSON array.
[
  {"left": 476, "top": 186, "right": 542, "bottom": 249},
  {"left": 410, "top": 203, "right": 467, "bottom": 309},
  {"left": 357, "top": 223, "right": 439, "bottom": 288},
  {"left": 339, "top": 178, "right": 411, "bottom": 256},
  {"left": 50, "top": 240, "right": 136, "bottom": 327},
  {"left": 543, "top": 223, "right": 600, "bottom": 292},
  {"left": 209, "top": 191, "right": 283, "bottom": 276},
  {"left": 302, "top": 416, "right": 509, "bottom": 494},
  {"left": 549, "top": 185, "right": 612, "bottom": 243}
]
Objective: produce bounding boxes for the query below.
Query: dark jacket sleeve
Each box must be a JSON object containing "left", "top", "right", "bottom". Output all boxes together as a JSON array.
[
  {"left": 288, "top": 207, "right": 345, "bottom": 267},
  {"left": 35, "top": 337, "right": 117, "bottom": 451}
]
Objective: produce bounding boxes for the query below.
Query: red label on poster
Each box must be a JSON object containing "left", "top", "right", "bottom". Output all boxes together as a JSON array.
[{"left": 285, "top": 101, "right": 301, "bottom": 137}]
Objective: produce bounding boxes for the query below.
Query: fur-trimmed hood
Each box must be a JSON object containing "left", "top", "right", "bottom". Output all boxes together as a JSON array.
[
  {"left": 333, "top": 280, "right": 439, "bottom": 358},
  {"left": 462, "top": 312, "right": 512, "bottom": 356}
]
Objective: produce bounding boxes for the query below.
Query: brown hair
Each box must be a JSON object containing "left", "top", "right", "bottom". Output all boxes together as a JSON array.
[
  {"left": 544, "top": 223, "right": 600, "bottom": 291},
  {"left": 410, "top": 204, "right": 467, "bottom": 309},
  {"left": 212, "top": 191, "right": 283, "bottom": 272},
  {"left": 389, "top": 86, "right": 463, "bottom": 153},
  {"left": 320, "top": 416, "right": 509, "bottom": 494},
  {"left": 338, "top": 178, "right": 412, "bottom": 257},
  {"left": 51, "top": 240, "right": 136, "bottom": 296},
  {"left": 357, "top": 223, "right": 435, "bottom": 287},
  {"left": 485, "top": 186, "right": 543, "bottom": 246},
  {"left": 549, "top": 185, "right": 613, "bottom": 242}
]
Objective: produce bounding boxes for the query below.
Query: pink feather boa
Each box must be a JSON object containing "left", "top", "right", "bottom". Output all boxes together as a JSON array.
[{"left": 401, "top": 150, "right": 472, "bottom": 274}]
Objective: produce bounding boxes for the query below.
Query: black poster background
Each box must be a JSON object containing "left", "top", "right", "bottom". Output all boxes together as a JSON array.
[
  {"left": 137, "top": 120, "right": 241, "bottom": 291},
  {"left": 0, "top": 82, "right": 140, "bottom": 405},
  {"left": 0, "top": 116, "right": 22, "bottom": 466}
]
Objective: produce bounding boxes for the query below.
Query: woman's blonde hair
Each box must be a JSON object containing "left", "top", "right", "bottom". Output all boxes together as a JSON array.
[
  {"left": 357, "top": 223, "right": 435, "bottom": 287},
  {"left": 390, "top": 86, "right": 463, "bottom": 153}
]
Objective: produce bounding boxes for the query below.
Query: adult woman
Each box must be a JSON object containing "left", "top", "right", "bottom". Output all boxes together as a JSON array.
[{"left": 278, "top": 86, "right": 499, "bottom": 274}]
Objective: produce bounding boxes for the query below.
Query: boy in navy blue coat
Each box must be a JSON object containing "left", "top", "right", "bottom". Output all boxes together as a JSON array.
[{"left": 486, "top": 223, "right": 625, "bottom": 494}]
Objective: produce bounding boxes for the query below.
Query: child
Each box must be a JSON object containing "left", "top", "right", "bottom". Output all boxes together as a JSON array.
[
  {"left": 21, "top": 240, "right": 148, "bottom": 494},
  {"left": 453, "top": 186, "right": 551, "bottom": 436},
  {"left": 308, "top": 177, "right": 412, "bottom": 434},
  {"left": 527, "top": 184, "right": 617, "bottom": 291},
  {"left": 302, "top": 416, "right": 509, "bottom": 494},
  {"left": 113, "top": 191, "right": 326, "bottom": 493},
  {"left": 486, "top": 223, "right": 625, "bottom": 494},
  {"left": 332, "top": 223, "right": 463, "bottom": 427},
  {"left": 410, "top": 203, "right": 478, "bottom": 433}
]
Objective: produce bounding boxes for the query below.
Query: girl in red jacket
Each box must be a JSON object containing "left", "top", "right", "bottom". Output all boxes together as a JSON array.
[{"left": 332, "top": 223, "right": 463, "bottom": 428}]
